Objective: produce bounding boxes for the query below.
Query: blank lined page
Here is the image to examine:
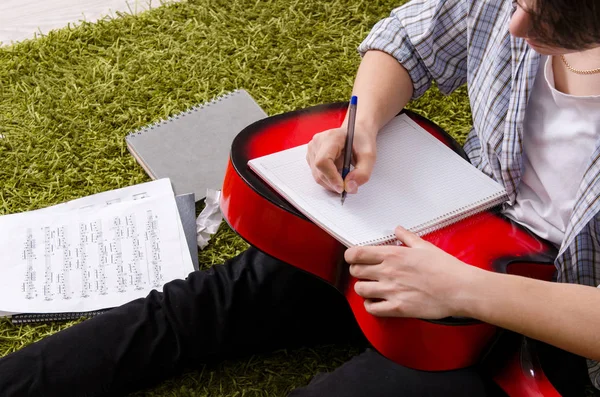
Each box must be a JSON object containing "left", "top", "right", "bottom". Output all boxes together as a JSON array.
[{"left": 248, "top": 114, "right": 507, "bottom": 246}]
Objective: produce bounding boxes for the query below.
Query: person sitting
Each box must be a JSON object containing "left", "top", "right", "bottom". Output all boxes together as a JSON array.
[{"left": 1, "top": 0, "right": 600, "bottom": 396}]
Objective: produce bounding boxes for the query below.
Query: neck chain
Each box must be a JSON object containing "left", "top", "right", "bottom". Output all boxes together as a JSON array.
[{"left": 560, "top": 54, "right": 600, "bottom": 75}]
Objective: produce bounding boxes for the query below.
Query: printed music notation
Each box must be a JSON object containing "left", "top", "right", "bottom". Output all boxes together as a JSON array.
[
  {"left": 22, "top": 229, "right": 37, "bottom": 300},
  {"left": 20, "top": 212, "right": 167, "bottom": 301},
  {"left": 146, "top": 210, "right": 163, "bottom": 288},
  {"left": 2, "top": 179, "right": 193, "bottom": 314}
]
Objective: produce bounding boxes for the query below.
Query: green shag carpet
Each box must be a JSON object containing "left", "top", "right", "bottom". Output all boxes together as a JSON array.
[{"left": 0, "top": 0, "right": 473, "bottom": 395}]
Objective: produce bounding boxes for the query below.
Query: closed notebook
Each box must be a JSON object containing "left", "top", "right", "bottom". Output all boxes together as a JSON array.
[
  {"left": 126, "top": 89, "right": 267, "bottom": 200},
  {"left": 248, "top": 114, "right": 509, "bottom": 247}
]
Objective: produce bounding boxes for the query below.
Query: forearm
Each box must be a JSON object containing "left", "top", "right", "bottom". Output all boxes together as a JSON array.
[
  {"left": 343, "top": 50, "right": 414, "bottom": 136},
  {"left": 462, "top": 270, "right": 600, "bottom": 360}
]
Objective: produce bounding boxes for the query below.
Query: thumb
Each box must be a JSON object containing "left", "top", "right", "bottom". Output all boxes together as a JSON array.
[
  {"left": 394, "top": 225, "right": 423, "bottom": 248},
  {"left": 345, "top": 149, "right": 376, "bottom": 191}
]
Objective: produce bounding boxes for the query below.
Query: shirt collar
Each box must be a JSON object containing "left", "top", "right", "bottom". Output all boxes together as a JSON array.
[{"left": 500, "top": 37, "right": 540, "bottom": 203}]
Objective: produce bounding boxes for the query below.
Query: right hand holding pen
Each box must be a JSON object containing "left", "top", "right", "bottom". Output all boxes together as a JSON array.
[{"left": 306, "top": 126, "right": 377, "bottom": 194}]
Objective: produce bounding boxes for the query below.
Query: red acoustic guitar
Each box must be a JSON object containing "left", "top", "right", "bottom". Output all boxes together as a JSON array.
[{"left": 220, "top": 103, "right": 558, "bottom": 385}]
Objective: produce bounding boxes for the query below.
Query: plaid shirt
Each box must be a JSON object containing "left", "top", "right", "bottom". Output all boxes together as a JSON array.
[{"left": 358, "top": 0, "right": 600, "bottom": 387}]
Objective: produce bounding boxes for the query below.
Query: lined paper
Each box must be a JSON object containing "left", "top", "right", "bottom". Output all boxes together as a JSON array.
[{"left": 249, "top": 114, "right": 508, "bottom": 246}]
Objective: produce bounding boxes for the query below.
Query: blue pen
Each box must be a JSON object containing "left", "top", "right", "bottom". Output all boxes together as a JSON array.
[{"left": 341, "top": 95, "right": 358, "bottom": 205}]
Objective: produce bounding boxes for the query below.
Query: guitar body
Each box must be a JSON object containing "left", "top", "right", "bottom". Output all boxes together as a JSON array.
[
  {"left": 485, "top": 332, "right": 562, "bottom": 397},
  {"left": 220, "top": 102, "right": 558, "bottom": 373}
]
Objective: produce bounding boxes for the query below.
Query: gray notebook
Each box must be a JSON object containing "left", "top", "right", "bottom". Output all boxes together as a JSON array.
[
  {"left": 126, "top": 90, "right": 267, "bottom": 200},
  {"left": 175, "top": 192, "right": 199, "bottom": 271}
]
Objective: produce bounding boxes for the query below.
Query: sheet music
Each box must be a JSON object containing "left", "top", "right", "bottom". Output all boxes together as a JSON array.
[{"left": 0, "top": 179, "right": 194, "bottom": 314}]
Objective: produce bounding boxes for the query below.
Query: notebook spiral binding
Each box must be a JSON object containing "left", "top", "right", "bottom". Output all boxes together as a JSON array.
[
  {"left": 10, "top": 310, "right": 108, "bottom": 325},
  {"left": 126, "top": 90, "right": 241, "bottom": 138},
  {"left": 360, "top": 191, "right": 509, "bottom": 246}
]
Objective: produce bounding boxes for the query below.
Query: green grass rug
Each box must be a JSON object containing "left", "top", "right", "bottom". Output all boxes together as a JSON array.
[{"left": 0, "top": 0, "right": 472, "bottom": 395}]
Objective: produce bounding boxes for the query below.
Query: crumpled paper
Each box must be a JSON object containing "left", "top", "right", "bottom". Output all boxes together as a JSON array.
[{"left": 196, "top": 189, "right": 223, "bottom": 249}]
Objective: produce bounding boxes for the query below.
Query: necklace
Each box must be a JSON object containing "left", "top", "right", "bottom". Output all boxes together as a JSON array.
[{"left": 560, "top": 54, "right": 600, "bottom": 75}]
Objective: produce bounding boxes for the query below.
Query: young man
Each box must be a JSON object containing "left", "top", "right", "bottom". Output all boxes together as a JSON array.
[{"left": 1, "top": 0, "right": 600, "bottom": 396}]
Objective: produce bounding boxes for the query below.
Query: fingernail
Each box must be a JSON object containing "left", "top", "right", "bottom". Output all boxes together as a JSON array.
[
  {"left": 346, "top": 180, "right": 358, "bottom": 194},
  {"left": 334, "top": 184, "right": 344, "bottom": 193}
]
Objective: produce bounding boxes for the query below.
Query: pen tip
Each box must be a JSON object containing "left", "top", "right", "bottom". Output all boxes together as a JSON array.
[{"left": 341, "top": 191, "right": 346, "bottom": 205}]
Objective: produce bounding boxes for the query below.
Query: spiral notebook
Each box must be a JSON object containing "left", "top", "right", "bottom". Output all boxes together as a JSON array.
[
  {"left": 248, "top": 114, "right": 509, "bottom": 247},
  {"left": 125, "top": 89, "right": 267, "bottom": 200}
]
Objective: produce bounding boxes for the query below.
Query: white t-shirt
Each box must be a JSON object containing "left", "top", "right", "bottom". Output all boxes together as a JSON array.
[{"left": 503, "top": 56, "right": 600, "bottom": 247}]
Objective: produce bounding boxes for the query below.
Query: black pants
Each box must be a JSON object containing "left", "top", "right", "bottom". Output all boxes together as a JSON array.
[{"left": 0, "top": 248, "right": 589, "bottom": 396}]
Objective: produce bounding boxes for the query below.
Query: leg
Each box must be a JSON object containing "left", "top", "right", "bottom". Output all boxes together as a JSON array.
[
  {"left": 0, "top": 247, "right": 363, "bottom": 397},
  {"left": 289, "top": 348, "right": 501, "bottom": 397}
]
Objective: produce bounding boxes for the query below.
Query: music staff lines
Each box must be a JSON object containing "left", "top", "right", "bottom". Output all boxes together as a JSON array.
[{"left": 20, "top": 210, "right": 167, "bottom": 301}]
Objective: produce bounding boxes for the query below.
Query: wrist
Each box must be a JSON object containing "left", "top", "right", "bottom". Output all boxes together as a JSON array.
[
  {"left": 340, "top": 115, "right": 380, "bottom": 139},
  {"left": 451, "top": 265, "right": 496, "bottom": 319},
  {"left": 355, "top": 119, "right": 380, "bottom": 139}
]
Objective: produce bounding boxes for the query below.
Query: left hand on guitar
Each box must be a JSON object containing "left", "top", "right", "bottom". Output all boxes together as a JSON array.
[{"left": 346, "top": 226, "right": 480, "bottom": 320}]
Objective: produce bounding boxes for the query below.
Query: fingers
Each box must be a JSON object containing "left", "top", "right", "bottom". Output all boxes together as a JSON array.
[
  {"left": 308, "top": 157, "right": 340, "bottom": 192},
  {"left": 348, "top": 263, "right": 380, "bottom": 280},
  {"left": 353, "top": 280, "right": 397, "bottom": 317},
  {"left": 315, "top": 145, "right": 344, "bottom": 193},
  {"left": 306, "top": 130, "right": 344, "bottom": 193},
  {"left": 394, "top": 225, "right": 425, "bottom": 248},
  {"left": 364, "top": 299, "right": 395, "bottom": 317},
  {"left": 306, "top": 128, "right": 377, "bottom": 194},
  {"left": 345, "top": 245, "right": 393, "bottom": 265},
  {"left": 347, "top": 145, "right": 376, "bottom": 188},
  {"left": 344, "top": 179, "right": 358, "bottom": 194},
  {"left": 353, "top": 280, "right": 383, "bottom": 299}
]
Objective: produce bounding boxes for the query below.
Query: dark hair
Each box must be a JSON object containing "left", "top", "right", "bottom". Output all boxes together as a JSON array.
[{"left": 526, "top": 0, "right": 600, "bottom": 50}]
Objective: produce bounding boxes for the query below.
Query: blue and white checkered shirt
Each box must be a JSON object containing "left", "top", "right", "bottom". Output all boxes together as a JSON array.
[{"left": 358, "top": 0, "right": 600, "bottom": 387}]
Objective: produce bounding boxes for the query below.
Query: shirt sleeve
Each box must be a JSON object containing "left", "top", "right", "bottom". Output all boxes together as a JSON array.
[{"left": 358, "top": 0, "right": 469, "bottom": 99}]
